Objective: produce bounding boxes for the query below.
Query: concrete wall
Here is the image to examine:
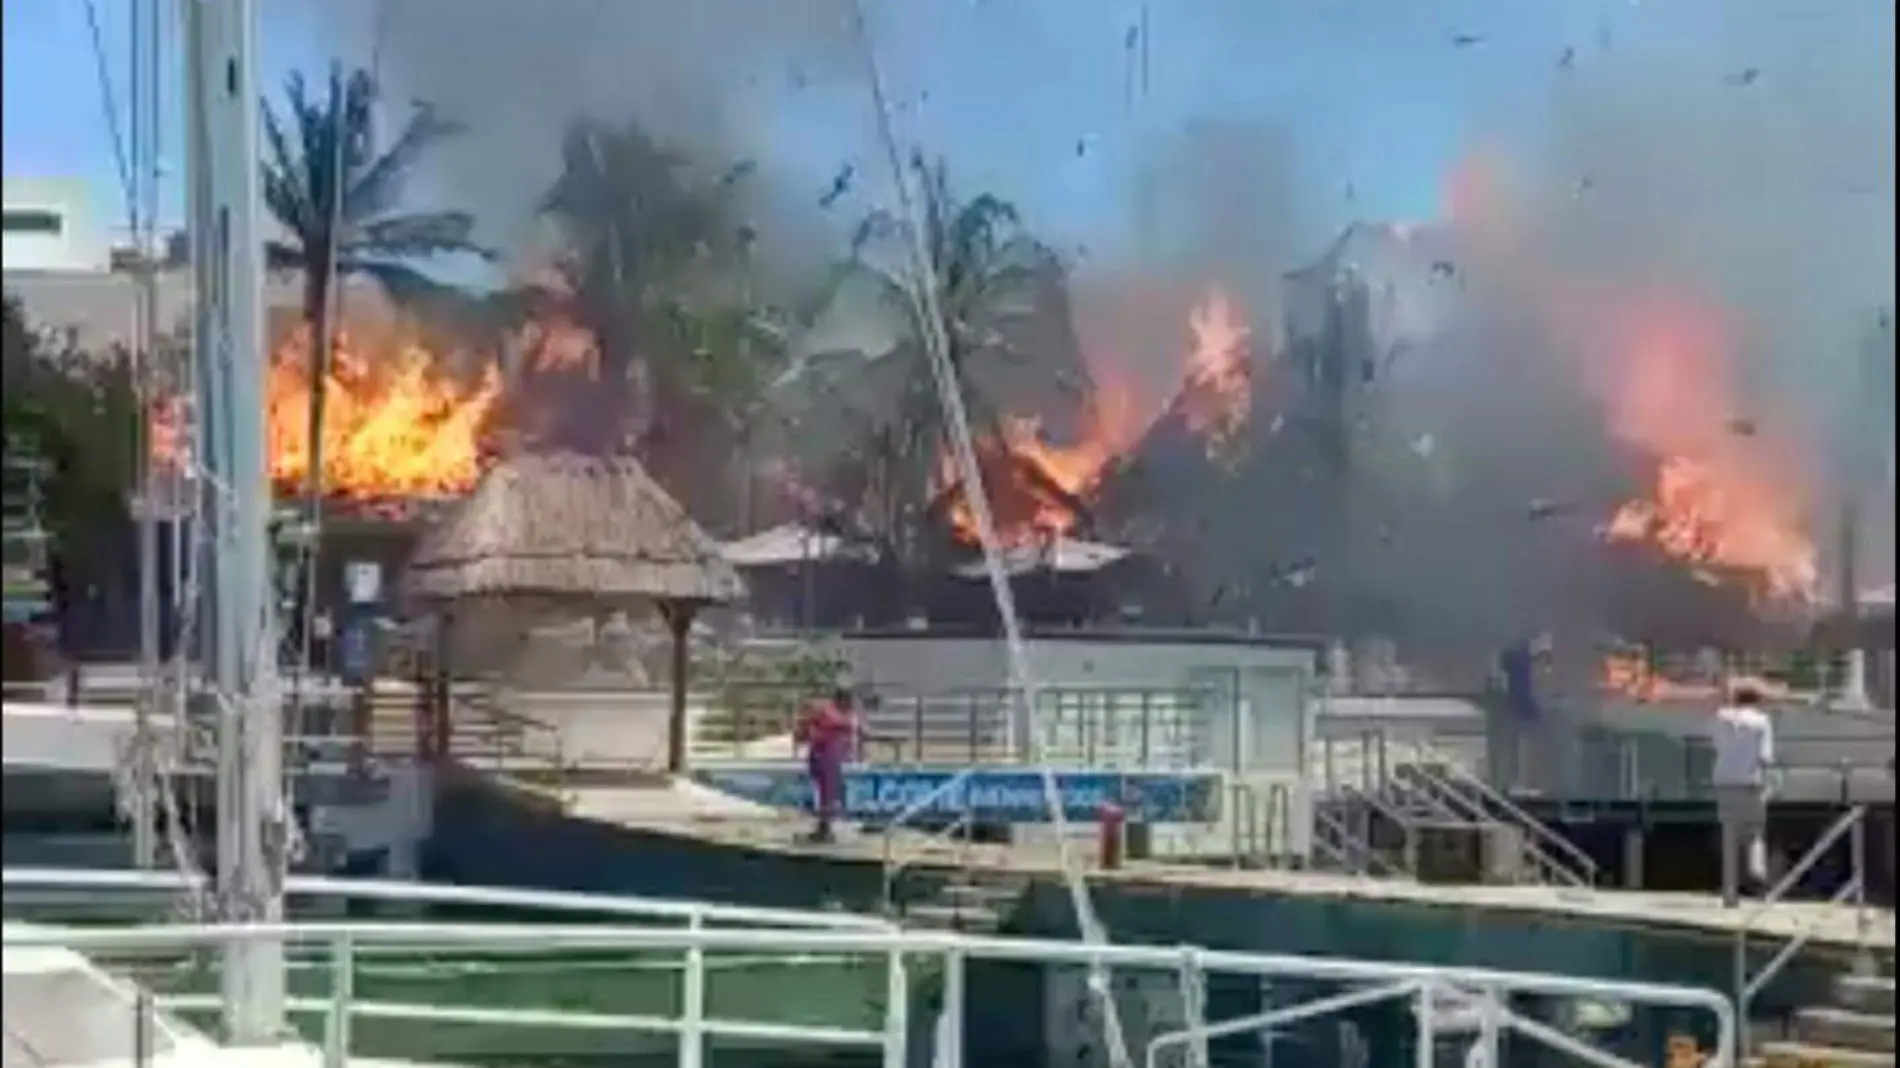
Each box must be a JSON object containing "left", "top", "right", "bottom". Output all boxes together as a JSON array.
[
  {"left": 839, "top": 631, "right": 1321, "bottom": 860},
  {"left": 3, "top": 179, "right": 110, "bottom": 273}
]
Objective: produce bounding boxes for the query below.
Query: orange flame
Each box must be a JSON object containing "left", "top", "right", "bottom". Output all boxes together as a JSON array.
[
  {"left": 267, "top": 326, "right": 502, "bottom": 500},
  {"left": 1178, "top": 289, "right": 1253, "bottom": 459},
  {"left": 936, "top": 289, "right": 1255, "bottom": 544},
  {"left": 1433, "top": 149, "right": 1817, "bottom": 602},
  {"left": 1591, "top": 299, "right": 1817, "bottom": 600}
]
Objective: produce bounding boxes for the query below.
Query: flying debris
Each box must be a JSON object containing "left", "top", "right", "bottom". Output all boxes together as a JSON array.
[
  {"left": 1074, "top": 136, "right": 1093, "bottom": 158},
  {"left": 1558, "top": 46, "right": 1576, "bottom": 69},
  {"left": 819, "top": 164, "right": 856, "bottom": 209},
  {"left": 1276, "top": 558, "right": 1318, "bottom": 588},
  {"left": 1573, "top": 175, "right": 1597, "bottom": 199},
  {"left": 1527, "top": 498, "right": 1574, "bottom": 521},
  {"left": 1725, "top": 67, "right": 1761, "bottom": 87}
]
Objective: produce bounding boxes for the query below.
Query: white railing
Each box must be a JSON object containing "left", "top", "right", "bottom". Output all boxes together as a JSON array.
[
  {"left": 1733, "top": 804, "right": 1874, "bottom": 1059},
  {"left": 2, "top": 913, "right": 1742, "bottom": 1068},
  {"left": 1, "top": 866, "right": 895, "bottom": 932}
]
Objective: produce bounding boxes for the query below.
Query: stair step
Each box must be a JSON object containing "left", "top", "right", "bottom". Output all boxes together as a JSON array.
[
  {"left": 1838, "top": 975, "right": 1899, "bottom": 1015},
  {"left": 1795, "top": 1007, "right": 1897, "bottom": 1054},
  {"left": 1754, "top": 1040, "right": 1897, "bottom": 1067},
  {"left": 903, "top": 903, "right": 1003, "bottom": 933},
  {"left": 939, "top": 879, "right": 1026, "bottom": 903}
]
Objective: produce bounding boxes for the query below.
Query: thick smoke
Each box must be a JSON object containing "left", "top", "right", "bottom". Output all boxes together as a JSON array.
[
  {"left": 1354, "top": 0, "right": 1897, "bottom": 661},
  {"left": 1108, "top": 0, "right": 1893, "bottom": 666},
  {"left": 304, "top": 1, "right": 1892, "bottom": 655},
  {"left": 309, "top": 0, "right": 864, "bottom": 294}
]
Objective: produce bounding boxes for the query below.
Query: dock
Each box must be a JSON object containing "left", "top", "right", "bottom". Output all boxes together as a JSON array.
[{"left": 561, "top": 780, "right": 1897, "bottom": 953}]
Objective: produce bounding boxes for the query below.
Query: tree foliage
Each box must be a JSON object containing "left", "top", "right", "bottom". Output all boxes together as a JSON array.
[
  {"left": 530, "top": 117, "right": 795, "bottom": 522},
  {"left": 261, "top": 65, "right": 493, "bottom": 304},
  {"left": 1, "top": 297, "right": 140, "bottom": 640},
  {"left": 811, "top": 151, "right": 1072, "bottom": 568}
]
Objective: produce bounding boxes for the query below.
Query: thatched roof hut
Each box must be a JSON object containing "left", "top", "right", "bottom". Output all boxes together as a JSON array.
[{"left": 405, "top": 451, "right": 745, "bottom": 773}]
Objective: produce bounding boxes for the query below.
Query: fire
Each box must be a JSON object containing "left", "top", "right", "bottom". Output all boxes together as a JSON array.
[
  {"left": 267, "top": 326, "right": 502, "bottom": 500},
  {"left": 935, "top": 290, "right": 1255, "bottom": 544},
  {"left": 1591, "top": 299, "right": 1818, "bottom": 600},
  {"left": 1432, "top": 149, "right": 1818, "bottom": 601},
  {"left": 1177, "top": 290, "right": 1253, "bottom": 459},
  {"left": 1597, "top": 646, "right": 1796, "bottom": 702}
]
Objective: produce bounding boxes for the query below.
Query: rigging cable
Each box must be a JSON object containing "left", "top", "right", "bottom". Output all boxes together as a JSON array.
[{"left": 839, "top": 5, "right": 1135, "bottom": 1067}]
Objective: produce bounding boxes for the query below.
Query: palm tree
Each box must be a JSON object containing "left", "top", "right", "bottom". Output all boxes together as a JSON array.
[
  {"left": 820, "top": 151, "right": 1080, "bottom": 578},
  {"left": 260, "top": 64, "right": 493, "bottom": 506},
  {"left": 532, "top": 117, "right": 786, "bottom": 516}
]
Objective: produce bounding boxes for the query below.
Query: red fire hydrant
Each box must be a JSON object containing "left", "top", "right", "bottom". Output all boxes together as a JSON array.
[{"left": 1097, "top": 800, "right": 1126, "bottom": 871}]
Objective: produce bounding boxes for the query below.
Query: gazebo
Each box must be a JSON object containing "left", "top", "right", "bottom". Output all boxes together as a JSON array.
[{"left": 404, "top": 451, "right": 746, "bottom": 774}]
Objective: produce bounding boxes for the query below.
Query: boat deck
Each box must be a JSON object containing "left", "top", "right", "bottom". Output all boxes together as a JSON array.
[
  {"left": 1, "top": 924, "right": 455, "bottom": 1068},
  {"left": 567, "top": 783, "right": 1898, "bottom": 952}
]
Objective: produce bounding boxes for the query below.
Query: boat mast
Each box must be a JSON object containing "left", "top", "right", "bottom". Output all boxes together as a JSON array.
[{"left": 183, "top": 0, "right": 287, "bottom": 1043}]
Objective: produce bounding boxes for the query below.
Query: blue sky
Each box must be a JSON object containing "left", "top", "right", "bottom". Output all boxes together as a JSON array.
[
  {"left": 3, "top": 0, "right": 1633, "bottom": 258},
  {"left": 4, "top": 1, "right": 344, "bottom": 235},
  {"left": 5, "top": 0, "right": 1886, "bottom": 284}
]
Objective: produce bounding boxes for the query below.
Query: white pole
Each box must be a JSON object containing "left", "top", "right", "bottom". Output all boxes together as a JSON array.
[
  {"left": 131, "top": 0, "right": 162, "bottom": 872},
  {"left": 186, "top": 0, "right": 286, "bottom": 1043}
]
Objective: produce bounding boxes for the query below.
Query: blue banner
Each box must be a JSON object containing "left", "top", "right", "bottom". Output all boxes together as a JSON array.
[{"left": 694, "top": 766, "right": 1223, "bottom": 824}]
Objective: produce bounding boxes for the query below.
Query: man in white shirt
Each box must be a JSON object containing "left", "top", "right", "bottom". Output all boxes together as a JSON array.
[{"left": 1709, "top": 685, "right": 1775, "bottom": 907}]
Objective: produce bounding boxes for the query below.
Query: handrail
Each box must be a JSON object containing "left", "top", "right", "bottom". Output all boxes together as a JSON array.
[
  {"left": 1732, "top": 804, "right": 1871, "bottom": 1059},
  {"left": 1393, "top": 764, "right": 1591, "bottom": 890},
  {"left": 1393, "top": 739, "right": 1600, "bottom": 887},
  {"left": 0, "top": 913, "right": 1740, "bottom": 1068},
  {"left": 1310, "top": 805, "right": 1401, "bottom": 878},
  {"left": 2, "top": 866, "right": 896, "bottom": 931},
  {"left": 879, "top": 769, "right": 981, "bottom": 915}
]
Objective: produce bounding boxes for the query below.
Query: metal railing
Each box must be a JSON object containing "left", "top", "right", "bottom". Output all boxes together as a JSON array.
[
  {"left": 1389, "top": 757, "right": 1600, "bottom": 890},
  {"left": 1732, "top": 804, "right": 1875, "bottom": 1059},
  {"left": 1226, "top": 780, "right": 1292, "bottom": 866},
  {"left": 879, "top": 771, "right": 983, "bottom": 918},
  {"left": 2, "top": 872, "right": 1742, "bottom": 1068},
  {"left": 1312, "top": 730, "right": 1598, "bottom": 889},
  {"left": 697, "top": 684, "right": 1215, "bottom": 769}
]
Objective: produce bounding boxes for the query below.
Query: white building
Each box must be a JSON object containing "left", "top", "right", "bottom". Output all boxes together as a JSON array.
[{"left": 2, "top": 178, "right": 112, "bottom": 273}]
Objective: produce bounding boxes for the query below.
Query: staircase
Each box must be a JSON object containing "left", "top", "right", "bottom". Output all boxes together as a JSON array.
[
  {"left": 892, "top": 866, "right": 1030, "bottom": 935},
  {"left": 1309, "top": 733, "right": 1597, "bottom": 887},
  {"left": 1754, "top": 963, "right": 1896, "bottom": 1067}
]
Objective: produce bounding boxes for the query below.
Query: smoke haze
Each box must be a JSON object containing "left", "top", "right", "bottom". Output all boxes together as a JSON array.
[{"left": 302, "top": 0, "right": 1892, "bottom": 649}]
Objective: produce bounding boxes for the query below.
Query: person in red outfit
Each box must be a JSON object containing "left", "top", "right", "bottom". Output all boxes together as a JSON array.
[{"left": 795, "top": 689, "right": 856, "bottom": 843}]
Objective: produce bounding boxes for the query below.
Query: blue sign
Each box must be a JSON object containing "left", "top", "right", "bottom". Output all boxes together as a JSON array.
[{"left": 694, "top": 766, "right": 1223, "bottom": 824}]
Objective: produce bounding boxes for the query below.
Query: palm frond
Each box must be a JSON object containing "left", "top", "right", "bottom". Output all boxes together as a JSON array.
[
  {"left": 344, "top": 100, "right": 465, "bottom": 223},
  {"left": 342, "top": 211, "right": 493, "bottom": 261},
  {"left": 335, "top": 259, "right": 454, "bottom": 307}
]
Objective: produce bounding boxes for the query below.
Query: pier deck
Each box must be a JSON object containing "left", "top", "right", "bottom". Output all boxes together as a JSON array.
[{"left": 564, "top": 782, "right": 1897, "bottom": 953}]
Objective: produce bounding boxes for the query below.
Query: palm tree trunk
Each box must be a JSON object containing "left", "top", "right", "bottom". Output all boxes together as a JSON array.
[{"left": 298, "top": 268, "right": 335, "bottom": 658}]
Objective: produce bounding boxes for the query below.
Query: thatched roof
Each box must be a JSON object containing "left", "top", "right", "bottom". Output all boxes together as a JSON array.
[{"left": 404, "top": 451, "right": 745, "bottom": 608}]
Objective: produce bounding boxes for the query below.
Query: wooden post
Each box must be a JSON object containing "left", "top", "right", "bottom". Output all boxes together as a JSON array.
[{"left": 659, "top": 600, "right": 697, "bottom": 776}]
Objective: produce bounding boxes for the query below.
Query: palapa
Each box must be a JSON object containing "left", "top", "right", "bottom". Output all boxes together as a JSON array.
[
  {"left": 403, "top": 451, "right": 745, "bottom": 776},
  {"left": 405, "top": 451, "right": 745, "bottom": 607}
]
